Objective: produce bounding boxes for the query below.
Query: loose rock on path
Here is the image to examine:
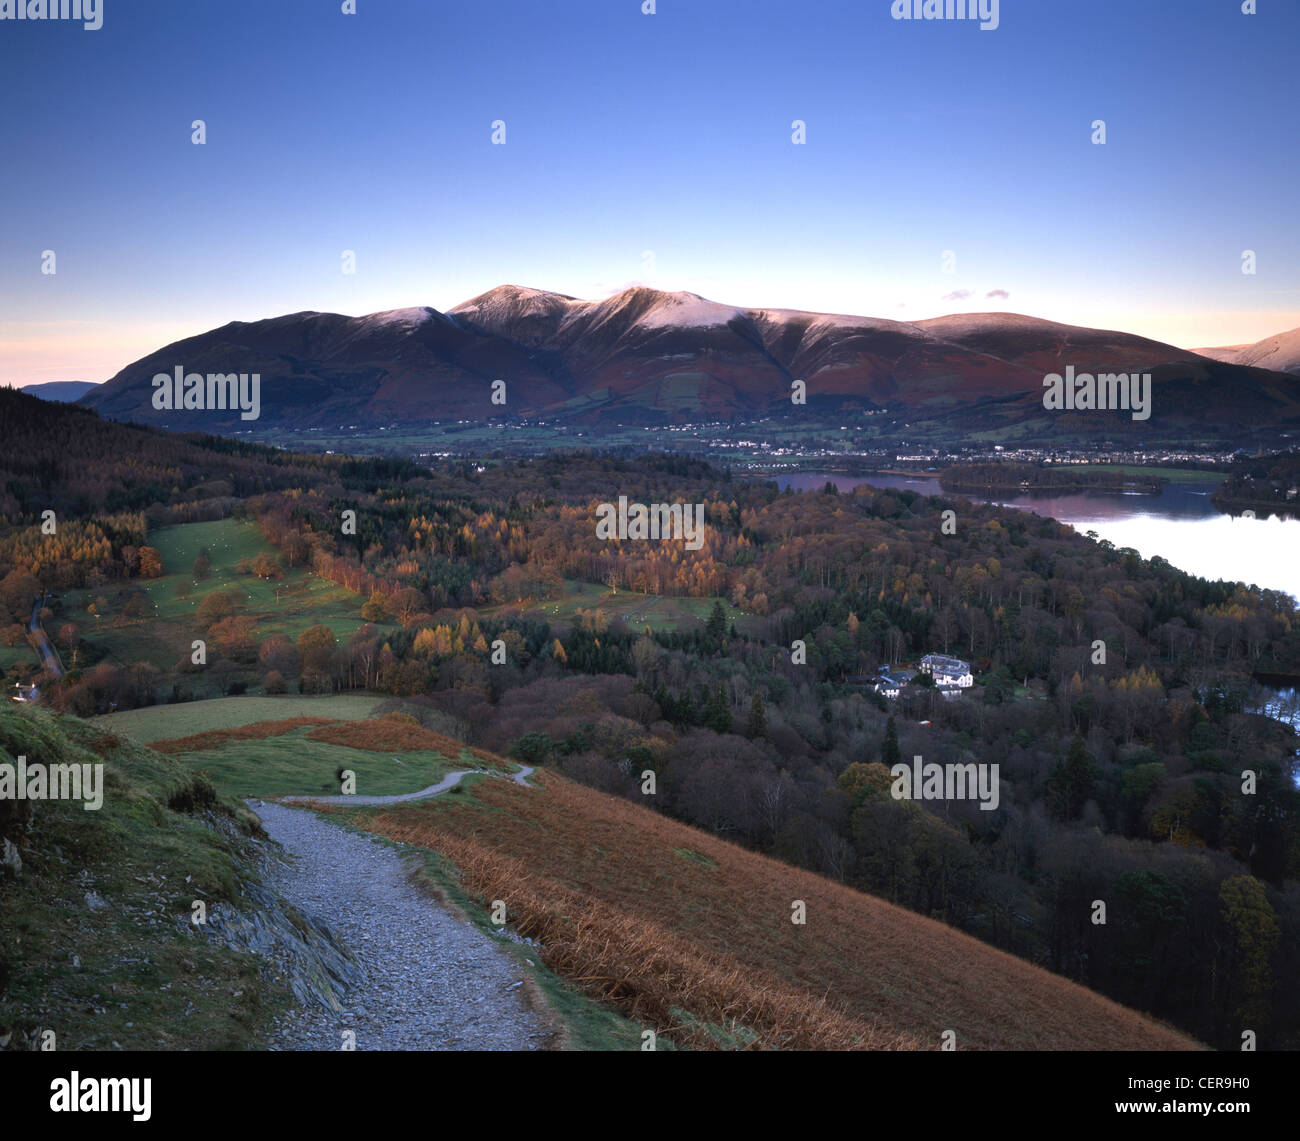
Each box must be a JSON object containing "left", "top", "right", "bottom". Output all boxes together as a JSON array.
[{"left": 254, "top": 800, "right": 552, "bottom": 1051}]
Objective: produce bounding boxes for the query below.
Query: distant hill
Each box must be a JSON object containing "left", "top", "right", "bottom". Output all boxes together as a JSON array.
[
  {"left": 19, "top": 380, "right": 99, "bottom": 402},
  {"left": 0, "top": 386, "right": 362, "bottom": 523},
  {"left": 1193, "top": 326, "right": 1300, "bottom": 375},
  {"left": 78, "top": 285, "right": 1300, "bottom": 441}
]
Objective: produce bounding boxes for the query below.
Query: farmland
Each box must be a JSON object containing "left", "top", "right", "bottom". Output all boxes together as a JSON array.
[
  {"left": 94, "top": 694, "right": 384, "bottom": 743},
  {"left": 60, "top": 518, "right": 388, "bottom": 697},
  {"left": 480, "top": 578, "right": 752, "bottom": 636}
]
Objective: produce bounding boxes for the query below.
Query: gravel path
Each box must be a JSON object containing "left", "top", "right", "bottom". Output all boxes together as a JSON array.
[
  {"left": 279, "top": 764, "right": 536, "bottom": 807},
  {"left": 254, "top": 801, "right": 551, "bottom": 1050}
]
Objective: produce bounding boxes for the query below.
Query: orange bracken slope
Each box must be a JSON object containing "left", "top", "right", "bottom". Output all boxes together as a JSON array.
[{"left": 360, "top": 766, "right": 1200, "bottom": 1051}]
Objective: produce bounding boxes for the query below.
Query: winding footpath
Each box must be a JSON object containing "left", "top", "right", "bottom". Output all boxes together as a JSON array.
[
  {"left": 253, "top": 763, "right": 548, "bottom": 1050},
  {"left": 279, "top": 764, "right": 535, "bottom": 807}
]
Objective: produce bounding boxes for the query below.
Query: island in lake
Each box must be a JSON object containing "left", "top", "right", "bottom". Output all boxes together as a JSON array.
[{"left": 938, "top": 462, "right": 1166, "bottom": 495}]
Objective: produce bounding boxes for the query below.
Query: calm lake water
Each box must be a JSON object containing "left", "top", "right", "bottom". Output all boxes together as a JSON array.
[
  {"left": 773, "top": 470, "right": 1300, "bottom": 751},
  {"left": 774, "top": 471, "right": 1300, "bottom": 603}
]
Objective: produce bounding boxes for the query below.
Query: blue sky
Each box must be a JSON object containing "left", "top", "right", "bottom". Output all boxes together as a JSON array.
[{"left": 2, "top": 0, "right": 1297, "bottom": 385}]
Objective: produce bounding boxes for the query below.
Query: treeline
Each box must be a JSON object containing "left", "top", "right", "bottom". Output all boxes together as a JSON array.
[
  {"left": 0, "top": 388, "right": 447, "bottom": 587},
  {"left": 1212, "top": 452, "right": 1300, "bottom": 517},
  {"left": 938, "top": 461, "right": 1164, "bottom": 493}
]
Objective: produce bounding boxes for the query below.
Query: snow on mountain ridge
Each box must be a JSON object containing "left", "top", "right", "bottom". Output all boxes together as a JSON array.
[
  {"left": 1233, "top": 327, "right": 1300, "bottom": 375},
  {"left": 356, "top": 306, "right": 439, "bottom": 328}
]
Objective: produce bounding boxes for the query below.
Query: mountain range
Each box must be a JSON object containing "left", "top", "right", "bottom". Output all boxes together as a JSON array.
[
  {"left": 1192, "top": 326, "right": 1300, "bottom": 374},
  {"left": 78, "top": 286, "right": 1300, "bottom": 442}
]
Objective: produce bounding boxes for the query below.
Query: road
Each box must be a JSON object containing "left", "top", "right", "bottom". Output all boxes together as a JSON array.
[{"left": 28, "top": 595, "right": 63, "bottom": 678}]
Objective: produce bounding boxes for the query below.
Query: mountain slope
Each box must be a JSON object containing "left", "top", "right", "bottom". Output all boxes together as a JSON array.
[
  {"left": 361, "top": 752, "right": 1200, "bottom": 1050},
  {"left": 1196, "top": 326, "right": 1300, "bottom": 375},
  {"left": 18, "top": 381, "right": 99, "bottom": 402},
  {"left": 79, "top": 286, "right": 1300, "bottom": 438},
  {"left": 1236, "top": 336, "right": 1297, "bottom": 371},
  {"left": 110, "top": 698, "right": 1200, "bottom": 1050}
]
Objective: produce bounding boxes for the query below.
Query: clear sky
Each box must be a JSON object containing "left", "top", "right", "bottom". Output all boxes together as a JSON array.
[{"left": 2, "top": 0, "right": 1297, "bottom": 386}]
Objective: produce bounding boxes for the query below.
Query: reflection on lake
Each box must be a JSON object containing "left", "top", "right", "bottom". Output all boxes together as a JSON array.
[{"left": 772, "top": 471, "right": 1300, "bottom": 603}]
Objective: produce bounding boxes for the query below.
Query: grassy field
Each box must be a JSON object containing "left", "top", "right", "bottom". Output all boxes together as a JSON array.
[
  {"left": 481, "top": 579, "right": 753, "bottom": 636},
  {"left": 94, "top": 694, "right": 383, "bottom": 743},
  {"left": 0, "top": 644, "right": 33, "bottom": 672},
  {"left": 172, "top": 723, "right": 465, "bottom": 799},
  {"left": 58, "top": 518, "right": 391, "bottom": 695},
  {"left": 1072, "top": 464, "right": 1228, "bottom": 484},
  {"left": 131, "top": 706, "right": 508, "bottom": 799}
]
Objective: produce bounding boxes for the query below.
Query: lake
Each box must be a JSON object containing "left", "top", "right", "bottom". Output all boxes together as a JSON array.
[
  {"left": 773, "top": 471, "right": 1300, "bottom": 603},
  {"left": 773, "top": 469, "right": 1300, "bottom": 754}
]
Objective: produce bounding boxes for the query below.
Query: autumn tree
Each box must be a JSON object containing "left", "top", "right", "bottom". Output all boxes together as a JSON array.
[
  {"left": 361, "top": 591, "right": 390, "bottom": 622},
  {"left": 252, "top": 553, "right": 281, "bottom": 580},
  {"left": 138, "top": 546, "right": 164, "bottom": 578},
  {"left": 297, "top": 624, "right": 339, "bottom": 691},
  {"left": 258, "top": 633, "right": 299, "bottom": 677},
  {"left": 838, "top": 761, "right": 893, "bottom": 807},
  {"left": 195, "top": 588, "right": 241, "bottom": 628},
  {"left": 391, "top": 587, "right": 427, "bottom": 626}
]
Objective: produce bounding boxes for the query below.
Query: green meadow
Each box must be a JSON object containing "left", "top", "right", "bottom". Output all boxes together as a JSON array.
[
  {"left": 94, "top": 694, "right": 384, "bottom": 742},
  {"left": 62, "top": 518, "right": 390, "bottom": 692},
  {"left": 174, "top": 723, "right": 468, "bottom": 799},
  {"left": 481, "top": 578, "right": 752, "bottom": 635}
]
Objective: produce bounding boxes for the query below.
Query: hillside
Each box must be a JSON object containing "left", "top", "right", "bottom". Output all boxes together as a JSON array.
[
  {"left": 361, "top": 762, "right": 1200, "bottom": 1050},
  {"left": 1194, "top": 326, "right": 1300, "bottom": 376},
  {"left": 0, "top": 385, "right": 377, "bottom": 525},
  {"left": 78, "top": 285, "right": 1300, "bottom": 441},
  {"left": 18, "top": 381, "right": 99, "bottom": 403},
  {"left": 0, "top": 703, "right": 288, "bottom": 1049},
  {"left": 104, "top": 698, "right": 1199, "bottom": 1050}
]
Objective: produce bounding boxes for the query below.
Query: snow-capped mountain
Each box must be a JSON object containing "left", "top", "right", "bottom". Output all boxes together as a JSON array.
[{"left": 80, "top": 285, "right": 1300, "bottom": 438}]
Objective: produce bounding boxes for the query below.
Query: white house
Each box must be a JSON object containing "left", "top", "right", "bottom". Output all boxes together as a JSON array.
[
  {"left": 871, "top": 677, "right": 902, "bottom": 700},
  {"left": 918, "top": 653, "right": 973, "bottom": 688}
]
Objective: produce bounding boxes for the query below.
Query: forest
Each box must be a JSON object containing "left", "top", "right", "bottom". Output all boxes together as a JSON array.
[{"left": 1, "top": 407, "right": 1298, "bottom": 1049}]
